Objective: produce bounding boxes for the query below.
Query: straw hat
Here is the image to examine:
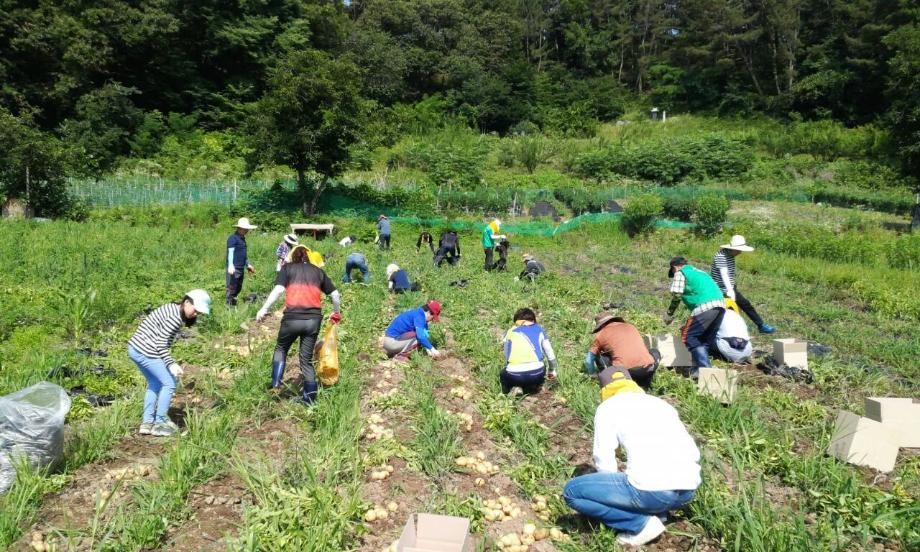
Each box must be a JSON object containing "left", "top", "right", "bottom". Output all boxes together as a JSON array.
[
  {"left": 592, "top": 311, "right": 625, "bottom": 333},
  {"left": 722, "top": 235, "right": 754, "bottom": 252},
  {"left": 234, "top": 217, "right": 257, "bottom": 230},
  {"left": 283, "top": 233, "right": 298, "bottom": 246}
]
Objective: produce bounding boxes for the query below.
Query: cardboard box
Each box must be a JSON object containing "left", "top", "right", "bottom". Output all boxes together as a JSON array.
[
  {"left": 397, "top": 513, "right": 470, "bottom": 552},
  {"left": 645, "top": 334, "right": 693, "bottom": 368},
  {"left": 698, "top": 367, "right": 738, "bottom": 404},
  {"left": 772, "top": 338, "right": 808, "bottom": 369},
  {"left": 827, "top": 410, "right": 899, "bottom": 473},
  {"left": 865, "top": 397, "right": 920, "bottom": 448}
]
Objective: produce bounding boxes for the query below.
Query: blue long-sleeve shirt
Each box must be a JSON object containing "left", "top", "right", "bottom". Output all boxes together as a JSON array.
[
  {"left": 385, "top": 307, "right": 433, "bottom": 350},
  {"left": 227, "top": 232, "right": 248, "bottom": 269}
]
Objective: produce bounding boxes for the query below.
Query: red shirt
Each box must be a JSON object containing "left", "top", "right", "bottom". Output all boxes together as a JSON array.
[{"left": 275, "top": 262, "right": 336, "bottom": 319}]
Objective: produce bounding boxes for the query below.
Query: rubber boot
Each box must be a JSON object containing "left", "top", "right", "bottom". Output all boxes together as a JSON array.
[
  {"left": 300, "top": 381, "right": 319, "bottom": 405},
  {"left": 690, "top": 346, "right": 711, "bottom": 378},
  {"left": 270, "top": 360, "right": 286, "bottom": 389}
]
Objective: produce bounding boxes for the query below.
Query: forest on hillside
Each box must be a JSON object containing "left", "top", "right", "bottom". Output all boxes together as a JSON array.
[{"left": 1, "top": 0, "right": 919, "bottom": 215}]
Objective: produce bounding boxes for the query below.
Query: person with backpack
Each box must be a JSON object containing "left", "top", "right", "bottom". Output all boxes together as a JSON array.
[
  {"left": 381, "top": 301, "right": 443, "bottom": 362},
  {"left": 226, "top": 217, "right": 257, "bottom": 306},
  {"left": 584, "top": 311, "right": 660, "bottom": 390},
  {"left": 710, "top": 235, "right": 775, "bottom": 334},
  {"left": 482, "top": 219, "right": 506, "bottom": 271},
  {"left": 256, "top": 245, "right": 341, "bottom": 405},
  {"left": 129, "top": 290, "right": 211, "bottom": 437},
  {"left": 562, "top": 366, "right": 701, "bottom": 546},
  {"left": 665, "top": 256, "right": 726, "bottom": 376},
  {"left": 433, "top": 230, "right": 461, "bottom": 267},
  {"left": 500, "top": 308, "right": 558, "bottom": 394}
]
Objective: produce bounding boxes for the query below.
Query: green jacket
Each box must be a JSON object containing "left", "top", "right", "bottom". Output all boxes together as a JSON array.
[
  {"left": 678, "top": 265, "right": 724, "bottom": 310},
  {"left": 482, "top": 226, "right": 496, "bottom": 248}
]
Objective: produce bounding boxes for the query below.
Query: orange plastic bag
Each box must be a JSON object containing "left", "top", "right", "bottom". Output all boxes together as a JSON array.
[{"left": 314, "top": 323, "right": 339, "bottom": 386}]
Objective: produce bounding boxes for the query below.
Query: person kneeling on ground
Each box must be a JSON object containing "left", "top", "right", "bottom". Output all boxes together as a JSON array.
[
  {"left": 492, "top": 238, "right": 510, "bottom": 271},
  {"left": 343, "top": 251, "right": 370, "bottom": 284},
  {"left": 256, "top": 245, "right": 341, "bottom": 405},
  {"left": 382, "top": 301, "right": 443, "bottom": 362},
  {"left": 433, "top": 230, "right": 461, "bottom": 267},
  {"left": 518, "top": 254, "right": 545, "bottom": 281},
  {"left": 665, "top": 256, "right": 726, "bottom": 377},
  {"left": 584, "top": 311, "right": 660, "bottom": 390},
  {"left": 129, "top": 289, "right": 211, "bottom": 437},
  {"left": 710, "top": 306, "right": 753, "bottom": 363},
  {"left": 387, "top": 263, "right": 419, "bottom": 293},
  {"left": 562, "top": 366, "right": 701, "bottom": 546},
  {"left": 501, "top": 308, "right": 558, "bottom": 394}
]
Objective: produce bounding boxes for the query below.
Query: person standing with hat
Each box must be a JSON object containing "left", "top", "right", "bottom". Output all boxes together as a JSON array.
[
  {"left": 665, "top": 256, "right": 726, "bottom": 375},
  {"left": 276, "top": 233, "right": 299, "bottom": 272},
  {"left": 377, "top": 214, "right": 391, "bottom": 250},
  {"left": 482, "top": 219, "right": 507, "bottom": 271},
  {"left": 226, "top": 217, "right": 257, "bottom": 306},
  {"left": 500, "top": 307, "right": 558, "bottom": 394},
  {"left": 256, "top": 245, "right": 341, "bottom": 405},
  {"left": 562, "top": 366, "right": 701, "bottom": 546},
  {"left": 129, "top": 290, "right": 212, "bottom": 437},
  {"left": 710, "top": 235, "right": 776, "bottom": 334},
  {"left": 584, "top": 312, "right": 660, "bottom": 390},
  {"left": 381, "top": 301, "right": 443, "bottom": 362}
]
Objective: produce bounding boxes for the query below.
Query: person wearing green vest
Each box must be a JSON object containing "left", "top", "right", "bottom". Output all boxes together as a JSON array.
[
  {"left": 481, "top": 219, "right": 507, "bottom": 271},
  {"left": 664, "top": 257, "right": 726, "bottom": 375}
]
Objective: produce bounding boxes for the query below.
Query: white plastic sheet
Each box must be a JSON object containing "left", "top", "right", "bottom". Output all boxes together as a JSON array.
[{"left": 0, "top": 382, "right": 71, "bottom": 493}]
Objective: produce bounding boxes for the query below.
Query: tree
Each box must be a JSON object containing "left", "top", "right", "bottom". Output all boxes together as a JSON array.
[
  {"left": 884, "top": 19, "right": 920, "bottom": 188},
  {"left": 246, "top": 49, "right": 365, "bottom": 215},
  {"left": 0, "top": 109, "right": 71, "bottom": 217}
]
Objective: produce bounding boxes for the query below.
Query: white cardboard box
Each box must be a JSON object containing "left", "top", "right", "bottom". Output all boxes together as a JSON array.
[
  {"left": 772, "top": 338, "right": 808, "bottom": 369},
  {"left": 827, "top": 410, "right": 900, "bottom": 473},
  {"left": 645, "top": 334, "right": 693, "bottom": 368},
  {"left": 865, "top": 397, "right": 920, "bottom": 448},
  {"left": 398, "top": 513, "right": 470, "bottom": 552},
  {"left": 698, "top": 367, "right": 738, "bottom": 404}
]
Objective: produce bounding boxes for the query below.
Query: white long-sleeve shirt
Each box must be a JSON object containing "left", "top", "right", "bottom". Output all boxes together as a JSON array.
[{"left": 592, "top": 392, "right": 701, "bottom": 492}]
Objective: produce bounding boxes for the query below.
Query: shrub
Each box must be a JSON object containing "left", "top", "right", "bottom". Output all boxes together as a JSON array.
[
  {"left": 692, "top": 196, "right": 731, "bottom": 236},
  {"left": 662, "top": 195, "right": 696, "bottom": 221},
  {"left": 621, "top": 193, "right": 663, "bottom": 237},
  {"left": 572, "top": 149, "right": 615, "bottom": 182},
  {"left": 513, "top": 137, "right": 548, "bottom": 174}
]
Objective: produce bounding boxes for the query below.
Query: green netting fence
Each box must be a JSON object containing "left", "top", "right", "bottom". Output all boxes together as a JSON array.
[{"left": 386, "top": 212, "right": 693, "bottom": 237}]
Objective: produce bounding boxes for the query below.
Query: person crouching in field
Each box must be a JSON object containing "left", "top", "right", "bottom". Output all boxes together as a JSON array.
[
  {"left": 416, "top": 230, "right": 435, "bottom": 253},
  {"left": 500, "top": 308, "right": 557, "bottom": 394},
  {"left": 128, "top": 290, "right": 211, "bottom": 437},
  {"left": 256, "top": 245, "right": 341, "bottom": 405},
  {"left": 710, "top": 306, "right": 753, "bottom": 364},
  {"left": 518, "top": 254, "right": 545, "bottom": 281},
  {"left": 563, "top": 366, "right": 701, "bottom": 546},
  {"left": 584, "top": 311, "right": 660, "bottom": 390},
  {"left": 387, "top": 263, "right": 419, "bottom": 293},
  {"left": 382, "top": 301, "right": 443, "bottom": 362}
]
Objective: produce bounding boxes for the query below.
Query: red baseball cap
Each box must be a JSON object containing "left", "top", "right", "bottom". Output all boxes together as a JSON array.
[{"left": 426, "top": 300, "right": 442, "bottom": 321}]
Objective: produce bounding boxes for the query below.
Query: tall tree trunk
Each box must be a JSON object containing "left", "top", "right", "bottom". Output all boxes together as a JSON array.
[
  {"left": 308, "top": 179, "right": 327, "bottom": 216},
  {"left": 297, "top": 168, "right": 309, "bottom": 216}
]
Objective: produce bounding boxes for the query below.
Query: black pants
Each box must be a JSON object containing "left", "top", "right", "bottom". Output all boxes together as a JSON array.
[
  {"left": 379, "top": 234, "right": 391, "bottom": 250},
  {"left": 596, "top": 350, "right": 660, "bottom": 391},
  {"left": 272, "top": 317, "right": 322, "bottom": 390},
  {"left": 484, "top": 247, "right": 494, "bottom": 271},
  {"left": 226, "top": 269, "right": 244, "bottom": 305},
  {"left": 500, "top": 367, "right": 545, "bottom": 394},
  {"left": 433, "top": 246, "right": 459, "bottom": 267},
  {"left": 733, "top": 289, "right": 765, "bottom": 327}
]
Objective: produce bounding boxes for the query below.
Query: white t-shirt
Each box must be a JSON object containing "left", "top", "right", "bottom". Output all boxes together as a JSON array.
[
  {"left": 716, "top": 309, "right": 750, "bottom": 341},
  {"left": 592, "top": 392, "right": 701, "bottom": 492}
]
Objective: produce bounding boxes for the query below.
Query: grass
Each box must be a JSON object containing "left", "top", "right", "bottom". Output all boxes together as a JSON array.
[{"left": 0, "top": 194, "right": 918, "bottom": 550}]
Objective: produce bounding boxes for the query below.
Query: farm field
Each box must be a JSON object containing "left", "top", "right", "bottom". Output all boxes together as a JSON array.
[{"left": 0, "top": 199, "right": 918, "bottom": 552}]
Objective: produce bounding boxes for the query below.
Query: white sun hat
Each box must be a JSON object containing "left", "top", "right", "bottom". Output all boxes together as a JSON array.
[
  {"left": 386, "top": 263, "right": 400, "bottom": 278},
  {"left": 185, "top": 289, "right": 212, "bottom": 315},
  {"left": 722, "top": 235, "right": 754, "bottom": 252},
  {"left": 234, "top": 217, "right": 258, "bottom": 230}
]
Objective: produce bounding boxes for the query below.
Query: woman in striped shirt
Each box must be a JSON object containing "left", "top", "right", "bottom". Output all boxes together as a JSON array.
[{"left": 128, "top": 289, "right": 211, "bottom": 437}]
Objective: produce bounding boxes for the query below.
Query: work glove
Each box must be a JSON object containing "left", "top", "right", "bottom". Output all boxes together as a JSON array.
[
  {"left": 330, "top": 312, "right": 342, "bottom": 324},
  {"left": 663, "top": 313, "right": 674, "bottom": 325},
  {"left": 247, "top": 264, "right": 256, "bottom": 274},
  {"left": 168, "top": 363, "right": 184, "bottom": 378},
  {"left": 256, "top": 308, "right": 268, "bottom": 322},
  {"left": 547, "top": 369, "right": 558, "bottom": 380},
  {"left": 426, "top": 347, "right": 441, "bottom": 359},
  {"left": 227, "top": 267, "right": 236, "bottom": 276}
]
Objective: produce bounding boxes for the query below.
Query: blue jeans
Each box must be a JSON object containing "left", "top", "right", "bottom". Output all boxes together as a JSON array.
[
  {"left": 343, "top": 254, "right": 369, "bottom": 283},
  {"left": 563, "top": 472, "right": 695, "bottom": 534},
  {"left": 128, "top": 345, "right": 176, "bottom": 424}
]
